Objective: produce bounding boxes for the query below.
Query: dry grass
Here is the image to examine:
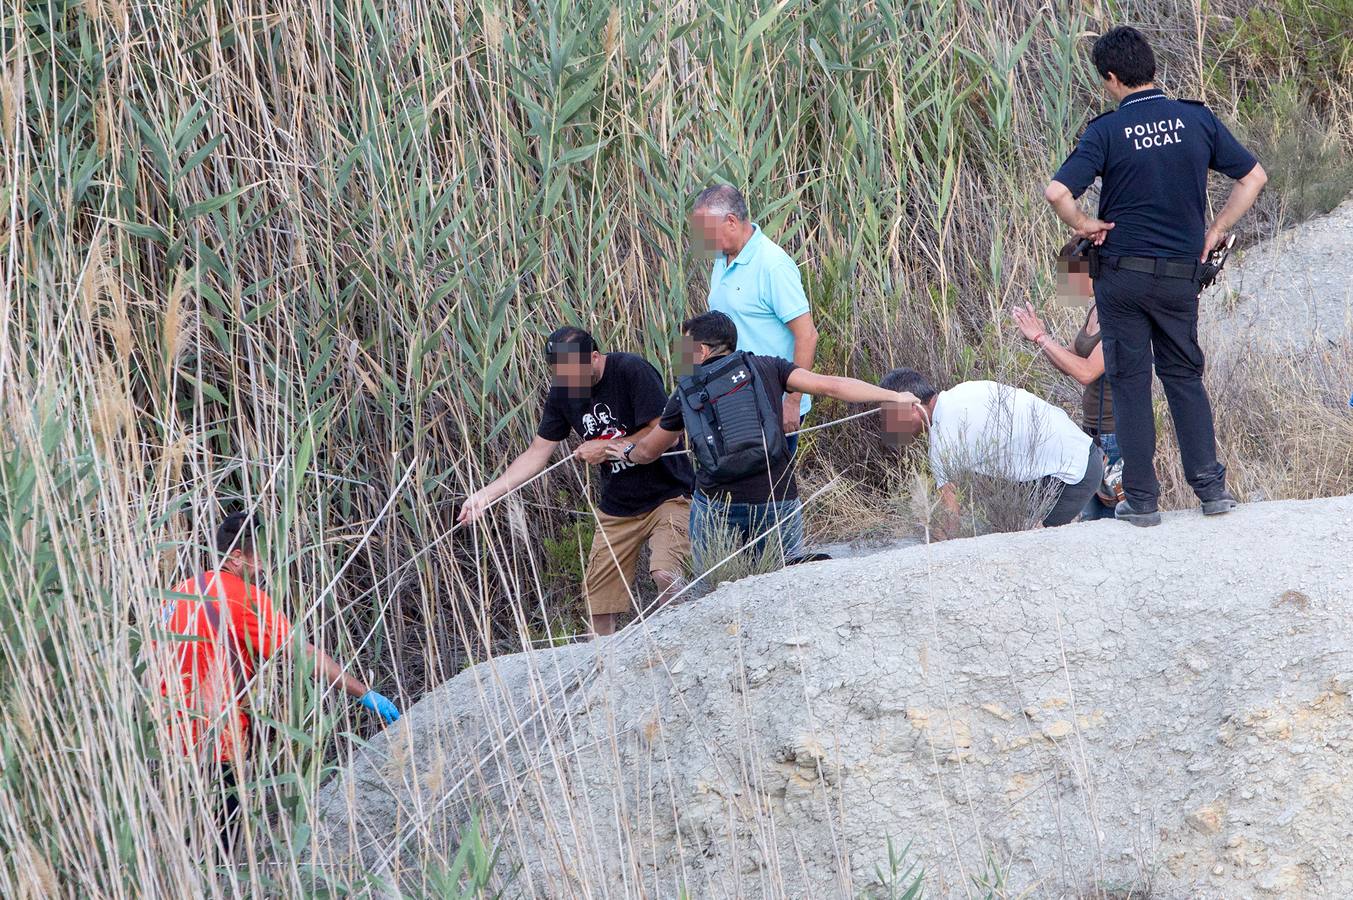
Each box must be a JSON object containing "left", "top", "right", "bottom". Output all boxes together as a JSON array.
[{"left": 2, "top": 0, "right": 1351, "bottom": 895}]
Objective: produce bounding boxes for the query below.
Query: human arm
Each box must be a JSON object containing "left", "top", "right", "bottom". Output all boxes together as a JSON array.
[
  {"left": 1044, "top": 181, "right": 1114, "bottom": 246},
  {"left": 306, "top": 643, "right": 369, "bottom": 699},
  {"left": 933, "top": 483, "right": 961, "bottom": 541},
  {"left": 785, "top": 368, "right": 920, "bottom": 408},
  {"left": 604, "top": 424, "right": 682, "bottom": 466},
  {"left": 1045, "top": 124, "right": 1112, "bottom": 245},
  {"left": 1201, "top": 163, "right": 1268, "bottom": 259},
  {"left": 457, "top": 436, "right": 560, "bottom": 524},
  {"left": 1011, "top": 302, "right": 1105, "bottom": 386},
  {"left": 305, "top": 644, "right": 400, "bottom": 724},
  {"left": 576, "top": 418, "right": 661, "bottom": 464},
  {"left": 783, "top": 312, "right": 819, "bottom": 432}
]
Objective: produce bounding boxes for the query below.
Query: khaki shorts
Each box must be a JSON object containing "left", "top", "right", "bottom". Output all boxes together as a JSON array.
[{"left": 583, "top": 496, "right": 691, "bottom": 617}]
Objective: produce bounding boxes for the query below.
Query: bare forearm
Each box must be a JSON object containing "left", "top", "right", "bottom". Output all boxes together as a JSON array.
[
  {"left": 307, "top": 644, "right": 369, "bottom": 699},
  {"left": 488, "top": 441, "right": 555, "bottom": 498},
  {"left": 626, "top": 427, "right": 679, "bottom": 465},
  {"left": 815, "top": 374, "right": 903, "bottom": 405},
  {"left": 787, "top": 319, "right": 819, "bottom": 404},
  {"left": 1209, "top": 171, "right": 1266, "bottom": 236},
  {"left": 1036, "top": 336, "right": 1100, "bottom": 385},
  {"left": 936, "top": 485, "right": 961, "bottom": 540}
]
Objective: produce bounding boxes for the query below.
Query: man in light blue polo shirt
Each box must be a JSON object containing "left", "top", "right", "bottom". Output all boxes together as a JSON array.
[{"left": 690, "top": 185, "right": 820, "bottom": 455}]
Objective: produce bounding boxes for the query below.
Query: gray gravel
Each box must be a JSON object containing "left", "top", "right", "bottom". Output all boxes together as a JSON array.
[{"left": 1203, "top": 195, "right": 1353, "bottom": 357}]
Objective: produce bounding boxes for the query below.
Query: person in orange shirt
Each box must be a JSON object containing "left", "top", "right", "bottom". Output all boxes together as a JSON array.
[{"left": 159, "top": 511, "right": 399, "bottom": 849}]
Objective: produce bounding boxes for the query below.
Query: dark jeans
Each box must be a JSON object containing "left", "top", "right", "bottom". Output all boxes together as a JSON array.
[
  {"left": 187, "top": 760, "right": 242, "bottom": 854},
  {"left": 785, "top": 413, "right": 807, "bottom": 459},
  {"left": 1081, "top": 432, "right": 1121, "bottom": 521},
  {"left": 690, "top": 490, "right": 805, "bottom": 581},
  {"left": 1041, "top": 444, "right": 1105, "bottom": 527},
  {"left": 1095, "top": 265, "right": 1226, "bottom": 510}
]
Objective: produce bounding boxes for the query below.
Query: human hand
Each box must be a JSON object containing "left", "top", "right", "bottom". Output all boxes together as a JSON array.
[
  {"left": 891, "top": 391, "right": 920, "bottom": 407},
  {"left": 574, "top": 439, "right": 616, "bottom": 466},
  {"left": 457, "top": 487, "right": 496, "bottom": 525},
  {"left": 1201, "top": 227, "right": 1227, "bottom": 261},
  {"left": 359, "top": 690, "right": 400, "bottom": 725},
  {"left": 1074, "top": 216, "right": 1114, "bottom": 246},
  {"left": 1012, "top": 302, "right": 1047, "bottom": 343},
  {"left": 603, "top": 441, "right": 631, "bottom": 463},
  {"left": 782, "top": 395, "right": 801, "bottom": 434}
]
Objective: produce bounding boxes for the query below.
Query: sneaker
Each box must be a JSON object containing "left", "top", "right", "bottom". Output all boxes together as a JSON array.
[
  {"left": 1200, "top": 491, "right": 1238, "bottom": 516},
  {"left": 787, "top": 552, "right": 833, "bottom": 565},
  {"left": 1114, "top": 500, "right": 1161, "bottom": 527}
]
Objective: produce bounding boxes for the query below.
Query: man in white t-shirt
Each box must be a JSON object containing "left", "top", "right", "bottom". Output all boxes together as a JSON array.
[{"left": 879, "top": 368, "right": 1105, "bottom": 539}]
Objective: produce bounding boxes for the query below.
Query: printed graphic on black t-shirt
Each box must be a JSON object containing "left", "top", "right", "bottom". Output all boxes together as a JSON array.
[
  {"left": 538, "top": 352, "right": 694, "bottom": 518},
  {"left": 660, "top": 352, "right": 799, "bottom": 504}
]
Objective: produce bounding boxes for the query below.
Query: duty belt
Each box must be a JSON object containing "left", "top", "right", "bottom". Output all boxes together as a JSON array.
[{"left": 1104, "top": 255, "right": 1203, "bottom": 282}]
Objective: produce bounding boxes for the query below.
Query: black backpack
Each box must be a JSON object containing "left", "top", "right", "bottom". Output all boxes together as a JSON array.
[{"left": 677, "top": 351, "right": 789, "bottom": 483}]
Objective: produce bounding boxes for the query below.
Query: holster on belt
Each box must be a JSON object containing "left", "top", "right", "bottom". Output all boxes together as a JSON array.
[{"left": 1087, "top": 244, "right": 1102, "bottom": 279}]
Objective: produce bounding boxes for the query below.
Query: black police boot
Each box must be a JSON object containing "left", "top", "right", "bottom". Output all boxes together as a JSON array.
[
  {"left": 1200, "top": 490, "right": 1238, "bottom": 516},
  {"left": 1114, "top": 500, "right": 1161, "bottom": 527}
]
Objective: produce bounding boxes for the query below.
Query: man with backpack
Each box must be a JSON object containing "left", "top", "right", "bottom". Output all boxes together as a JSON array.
[
  {"left": 458, "top": 326, "right": 695, "bottom": 636},
  {"left": 599, "top": 311, "right": 917, "bottom": 581},
  {"left": 158, "top": 511, "right": 400, "bottom": 849}
]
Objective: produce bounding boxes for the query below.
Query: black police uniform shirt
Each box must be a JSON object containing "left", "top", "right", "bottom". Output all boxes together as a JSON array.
[
  {"left": 538, "top": 352, "right": 694, "bottom": 518},
  {"left": 1052, "top": 87, "right": 1258, "bottom": 259},
  {"left": 659, "top": 353, "right": 799, "bottom": 505}
]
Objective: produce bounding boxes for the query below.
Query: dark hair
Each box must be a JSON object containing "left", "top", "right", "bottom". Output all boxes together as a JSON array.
[
  {"left": 1091, "top": 26, "right": 1156, "bottom": 88},
  {"left": 1057, "top": 237, "right": 1092, "bottom": 273},
  {"left": 691, "top": 184, "right": 749, "bottom": 222},
  {"left": 216, "top": 511, "right": 257, "bottom": 555},
  {"left": 682, "top": 310, "right": 738, "bottom": 352},
  {"left": 544, "top": 326, "right": 598, "bottom": 362},
  {"left": 879, "top": 367, "right": 938, "bottom": 403}
]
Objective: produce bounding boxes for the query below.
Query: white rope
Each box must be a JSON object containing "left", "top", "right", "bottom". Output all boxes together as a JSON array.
[
  {"left": 365, "top": 475, "right": 846, "bottom": 869},
  {"left": 347, "top": 406, "right": 882, "bottom": 605}
]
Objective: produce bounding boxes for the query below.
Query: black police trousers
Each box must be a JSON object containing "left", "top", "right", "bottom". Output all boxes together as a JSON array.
[{"left": 1094, "top": 265, "right": 1226, "bottom": 510}]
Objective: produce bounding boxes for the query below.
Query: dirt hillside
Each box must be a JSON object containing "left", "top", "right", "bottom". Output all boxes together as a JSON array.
[{"left": 311, "top": 496, "right": 1353, "bottom": 898}]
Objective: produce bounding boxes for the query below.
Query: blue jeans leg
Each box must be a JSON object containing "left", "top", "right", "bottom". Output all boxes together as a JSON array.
[
  {"left": 747, "top": 498, "right": 805, "bottom": 563},
  {"left": 1081, "top": 432, "right": 1122, "bottom": 521},
  {"left": 785, "top": 414, "right": 807, "bottom": 459},
  {"left": 689, "top": 492, "right": 806, "bottom": 582}
]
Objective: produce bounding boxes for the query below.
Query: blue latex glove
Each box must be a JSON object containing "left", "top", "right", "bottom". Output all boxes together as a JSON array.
[{"left": 359, "top": 690, "right": 400, "bottom": 725}]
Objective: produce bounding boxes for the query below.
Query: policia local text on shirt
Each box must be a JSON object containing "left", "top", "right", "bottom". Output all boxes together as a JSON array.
[{"left": 1044, "top": 26, "right": 1267, "bottom": 528}]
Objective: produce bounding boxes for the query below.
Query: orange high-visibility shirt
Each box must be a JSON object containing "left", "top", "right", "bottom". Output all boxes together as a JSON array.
[{"left": 159, "top": 571, "right": 292, "bottom": 762}]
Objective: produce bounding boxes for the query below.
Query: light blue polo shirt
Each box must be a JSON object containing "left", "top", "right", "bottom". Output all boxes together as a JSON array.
[{"left": 707, "top": 224, "right": 813, "bottom": 416}]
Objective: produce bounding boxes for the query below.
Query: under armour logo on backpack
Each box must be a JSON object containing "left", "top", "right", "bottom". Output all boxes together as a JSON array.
[{"left": 732, "top": 370, "right": 747, "bottom": 383}]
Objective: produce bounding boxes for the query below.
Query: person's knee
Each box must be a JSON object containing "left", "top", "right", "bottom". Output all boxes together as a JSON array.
[
  {"left": 1155, "top": 361, "right": 1205, "bottom": 383},
  {"left": 652, "top": 568, "right": 683, "bottom": 593}
]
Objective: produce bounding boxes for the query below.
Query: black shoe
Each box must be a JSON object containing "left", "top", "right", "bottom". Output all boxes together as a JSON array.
[
  {"left": 1114, "top": 500, "right": 1161, "bottom": 527},
  {"left": 1200, "top": 491, "right": 1238, "bottom": 516},
  {"left": 787, "top": 552, "right": 833, "bottom": 565}
]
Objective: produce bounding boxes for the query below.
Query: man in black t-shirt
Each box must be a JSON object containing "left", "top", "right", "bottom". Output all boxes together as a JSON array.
[
  {"left": 458, "top": 327, "right": 694, "bottom": 637},
  {"left": 603, "top": 312, "right": 917, "bottom": 584}
]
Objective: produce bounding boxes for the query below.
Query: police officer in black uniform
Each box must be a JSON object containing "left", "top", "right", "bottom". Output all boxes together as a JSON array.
[{"left": 1045, "top": 26, "right": 1267, "bottom": 527}]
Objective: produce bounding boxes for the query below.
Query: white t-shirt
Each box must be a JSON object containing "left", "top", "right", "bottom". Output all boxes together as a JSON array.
[{"left": 928, "top": 381, "right": 1093, "bottom": 487}]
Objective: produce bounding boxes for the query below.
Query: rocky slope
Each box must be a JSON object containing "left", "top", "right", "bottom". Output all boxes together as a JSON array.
[
  {"left": 312, "top": 496, "right": 1353, "bottom": 898},
  {"left": 1203, "top": 195, "right": 1353, "bottom": 357}
]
